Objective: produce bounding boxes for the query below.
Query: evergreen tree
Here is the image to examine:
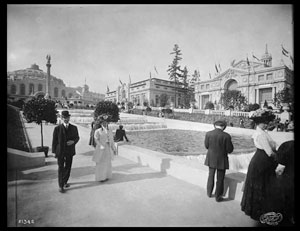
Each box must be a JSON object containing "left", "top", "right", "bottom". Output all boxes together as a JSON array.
[{"left": 167, "top": 44, "right": 183, "bottom": 108}]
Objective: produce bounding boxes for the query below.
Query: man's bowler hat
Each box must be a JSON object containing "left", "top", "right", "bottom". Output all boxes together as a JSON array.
[{"left": 61, "top": 110, "right": 71, "bottom": 118}]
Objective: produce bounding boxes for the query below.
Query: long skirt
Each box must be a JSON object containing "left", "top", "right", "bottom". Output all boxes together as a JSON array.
[{"left": 241, "top": 148, "right": 282, "bottom": 221}]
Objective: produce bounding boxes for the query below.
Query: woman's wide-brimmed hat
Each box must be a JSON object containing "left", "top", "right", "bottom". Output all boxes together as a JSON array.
[{"left": 95, "top": 113, "right": 112, "bottom": 124}]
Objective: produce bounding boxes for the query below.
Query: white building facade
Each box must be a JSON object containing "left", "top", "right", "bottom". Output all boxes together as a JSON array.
[{"left": 194, "top": 48, "right": 293, "bottom": 109}]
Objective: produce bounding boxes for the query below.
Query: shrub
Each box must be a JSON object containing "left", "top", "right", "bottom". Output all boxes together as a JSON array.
[
  {"left": 249, "top": 103, "right": 260, "bottom": 111},
  {"left": 204, "top": 101, "right": 214, "bottom": 110},
  {"left": 23, "top": 97, "right": 57, "bottom": 148}
]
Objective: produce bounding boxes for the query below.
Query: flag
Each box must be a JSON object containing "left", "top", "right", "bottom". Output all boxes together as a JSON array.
[
  {"left": 282, "top": 50, "right": 289, "bottom": 57},
  {"left": 154, "top": 66, "right": 158, "bottom": 74},
  {"left": 252, "top": 54, "right": 260, "bottom": 62},
  {"left": 129, "top": 74, "right": 131, "bottom": 83},
  {"left": 231, "top": 59, "right": 235, "bottom": 67},
  {"left": 149, "top": 72, "right": 152, "bottom": 79},
  {"left": 119, "top": 78, "right": 123, "bottom": 85},
  {"left": 218, "top": 63, "right": 221, "bottom": 72},
  {"left": 209, "top": 72, "right": 212, "bottom": 79},
  {"left": 246, "top": 57, "right": 250, "bottom": 66},
  {"left": 282, "top": 45, "right": 289, "bottom": 54},
  {"left": 215, "top": 64, "right": 218, "bottom": 73},
  {"left": 290, "top": 55, "right": 294, "bottom": 64},
  {"left": 107, "top": 85, "right": 110, "bottom": 92}
]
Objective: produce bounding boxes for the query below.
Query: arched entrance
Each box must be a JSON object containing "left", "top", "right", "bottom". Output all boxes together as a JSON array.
[
  {"left": 224, "top": 79, "right": 238, "bottom": 91},
  {"left": 33, "top": 91, "right": 45, "bottom": 99}
]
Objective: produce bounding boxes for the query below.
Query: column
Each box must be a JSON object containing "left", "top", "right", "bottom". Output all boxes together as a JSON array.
[{"left": 45, "top": 55, "right": 51, "bottom": 99}]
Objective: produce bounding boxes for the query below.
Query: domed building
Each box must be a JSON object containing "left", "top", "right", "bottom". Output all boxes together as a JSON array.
[{"left": 7, "top": 63, "right": 105, "bottom": 107}]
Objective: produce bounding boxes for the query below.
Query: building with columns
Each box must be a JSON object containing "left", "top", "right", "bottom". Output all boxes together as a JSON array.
[
  {"left": 105, "top": 76, "right": 188, "bottom": 108},
  {"left": 194, "top": 46, "right": 294, "bottom": 109},
  {"left": 7, "top": 63, "right": 105, "bottom": 106}
]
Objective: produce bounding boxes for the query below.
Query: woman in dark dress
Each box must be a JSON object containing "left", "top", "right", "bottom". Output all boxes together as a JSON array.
[
  {"left": 275, "top": 140, "right": 294, "bottom": 225},
  {"left": 241, "top": 109, "right": 280, "bottom": 221}
]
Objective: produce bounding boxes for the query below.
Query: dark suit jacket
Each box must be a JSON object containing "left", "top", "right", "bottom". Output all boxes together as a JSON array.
[
  {"left": 204, "top": 128, "right": 234, "bottom": 170},
  {"left": 114, "top": 129, "right": 128, "bottom": 142},
  {"left": 52, "top": 123, "right": 80, "bottom": 157}
]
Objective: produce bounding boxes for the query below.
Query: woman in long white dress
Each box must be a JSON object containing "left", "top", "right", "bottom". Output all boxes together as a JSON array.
[{"left": 92, "top": 120, "right": 117, "bottom": 182}]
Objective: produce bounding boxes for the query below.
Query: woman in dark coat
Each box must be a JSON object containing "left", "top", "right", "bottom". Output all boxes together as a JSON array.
[
  {"left": 241, "top": 110, "right": 280, "bottom": 221},
  {"left": 89, "top": 121, "right": 97, "bottom": 147}
]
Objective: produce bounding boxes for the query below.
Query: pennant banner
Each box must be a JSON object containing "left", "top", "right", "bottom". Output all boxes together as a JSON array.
[
  {"left": 231, "top": 59, "right": 235, "bottom": 66},
  {"left": 215, "top": 64, "right": 219, "bottom": 73},
  {"left": 290, "top": 55, "right": 294, "bottom": 64},
  {"left": 252, "top": 54, "right": 260, "bottom": 61},
  {"left": 282, "top": 50, "right": 289, "bottom": 57},
  {"left": 282, "top": 45, "right": 289, "bottom": 54}
]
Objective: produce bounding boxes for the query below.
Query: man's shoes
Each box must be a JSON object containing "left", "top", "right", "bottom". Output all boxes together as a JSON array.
[
  {"left": 64, "top": 183, "right": 70, "bottom": 188},
  {"left": 207, "top": 193, "right": 212, "bottom": 198},
  {"left": 215, "top": 197, "right": 223, "bottom": 202},
  {"left": 59, "top": 187, "right": 65, "bottom": 193}
]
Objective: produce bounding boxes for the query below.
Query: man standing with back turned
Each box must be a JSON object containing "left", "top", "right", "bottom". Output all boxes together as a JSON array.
[
  {"left": 204, "top": 120, "right": 234, "bottom": 202},
  {"left": 52, "top": 110, "right": 80, "bottom": 193}
]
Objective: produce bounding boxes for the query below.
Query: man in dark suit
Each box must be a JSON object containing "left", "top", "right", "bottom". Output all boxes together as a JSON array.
[
  {"left": 52, "top": 110, "right": 80, "bottom": 193},
  {"left": 114, "top": 125, "right": 129, "bottom": 155},
  {"left": 204, "top": 120, "right": 234, "bottom": 202},
  {"left": 114, "top": 125, "right": 129, "bottom": 142}
]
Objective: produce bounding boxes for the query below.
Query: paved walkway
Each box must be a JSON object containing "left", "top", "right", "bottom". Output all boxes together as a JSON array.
[{"left": 7, "top": 120, "right": 259, "bottom": 227}]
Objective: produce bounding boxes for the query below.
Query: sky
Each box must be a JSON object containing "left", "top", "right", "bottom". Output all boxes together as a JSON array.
[{"left": 7, "top": 4, "right": 293, "bottom": 94}]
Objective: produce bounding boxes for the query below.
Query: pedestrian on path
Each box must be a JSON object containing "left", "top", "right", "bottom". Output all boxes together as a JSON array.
[
  {"left": 92, "top": 114, "right": 117, "bottom": 182},
  {"left": 241, "top": 109, "right": 280, "bottom": 222},
  {"left": 52, "top": 110, "right": 80, "bottom": 193},
  {"left": 88, "top": 120, "right": 97, "bottom": 148},
  {"left": 204, "top": 120, "right": 234, "bottom": 202}
]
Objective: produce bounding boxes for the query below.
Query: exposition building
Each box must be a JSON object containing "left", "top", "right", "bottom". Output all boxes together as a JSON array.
[
  {"left": 194, "top": 46, "right": 294, "bottom": 109},
  {"left": 7, "top": 63, "right": 105, "bottom": 107},
  {"left": 105, "top": 76, "right": 193, "bottom": 108}
]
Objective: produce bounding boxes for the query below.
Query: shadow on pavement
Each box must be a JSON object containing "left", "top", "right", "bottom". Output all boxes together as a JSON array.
[{"left": 66, "top": 171, "right": 166, "bottom": 191}]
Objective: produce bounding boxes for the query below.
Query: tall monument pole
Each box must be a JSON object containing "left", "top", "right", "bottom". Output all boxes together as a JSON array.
[{"left": 45, "top": 54, "right": 51, "bottom": 99}]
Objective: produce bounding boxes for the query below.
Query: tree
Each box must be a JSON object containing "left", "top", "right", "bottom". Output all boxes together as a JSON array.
[
  {"left": 274, "top": 87, "right": 294, "bottom": 111},
  {"left": 181, "top": 66, "right": 190, "bottom": 108},
  {"left": 23, "top": 97, "right": 57, "bottom": 149},
  {"left": 160, "top": 93, "right": 168, "bottom": 107},
  {"left": 94, "top": 101, "right": 120, "bottom": 122},
  {"left": 167, "top": 44, "right": 183, "bottom": 108},
  {"left": 220, "top": 90, "right": 247, "bottom": 111}
]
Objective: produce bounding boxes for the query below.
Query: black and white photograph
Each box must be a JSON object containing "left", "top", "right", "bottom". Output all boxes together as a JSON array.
[{"left": 7, "top": 4, "right": 294, "bottom": 227}]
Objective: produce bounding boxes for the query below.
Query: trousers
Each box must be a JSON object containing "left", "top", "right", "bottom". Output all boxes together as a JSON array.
[
  {"left": 57, "top": 154, "right": 73, "bottom": 188},
  {"left": 207, "top": 167, "right": 226, "bottom": 199}
]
